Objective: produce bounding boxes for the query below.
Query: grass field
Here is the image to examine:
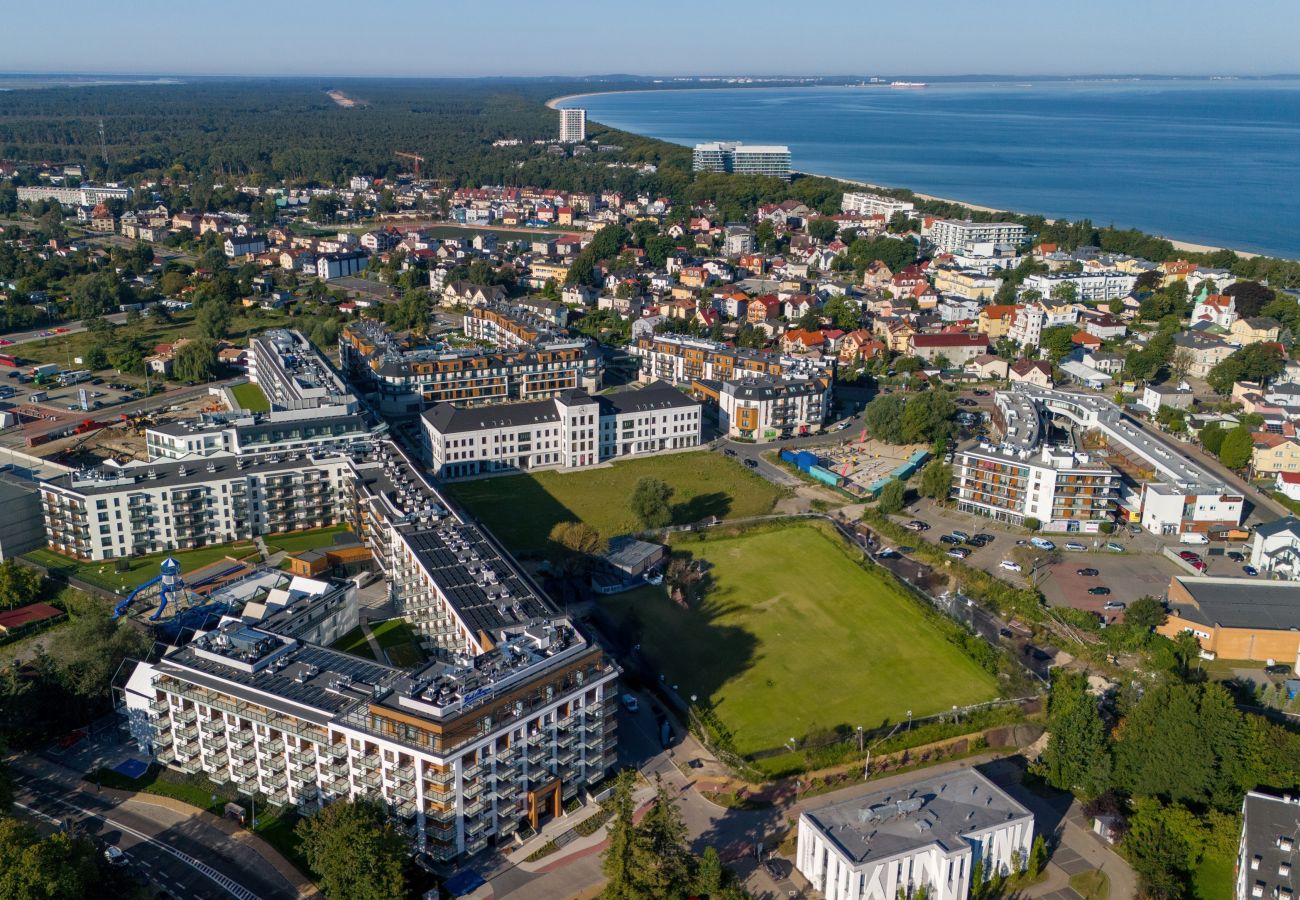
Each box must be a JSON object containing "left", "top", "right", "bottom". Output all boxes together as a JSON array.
[
  {"left": 1193, "top": 846, "right": 1234, "bottom": 900},
  {"left": 230, "top": 381, "right": 270, "bottom": 412},
  {"left": 26, "top": 542, "right": 259, "bottom": 594},
  {"left": 447, "top": 451, "right": 785, "bottom": 554},
  {"left": 599, "top": 524, "right": 999, "bottom": 760},
  {"left": 264, "top": 525, "right": 356, "bottom": 555}
]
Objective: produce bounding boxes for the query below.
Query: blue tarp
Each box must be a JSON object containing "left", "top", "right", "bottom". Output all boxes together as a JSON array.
[{"left": 113, "top": 758, "right": 150, "bottom": 780}]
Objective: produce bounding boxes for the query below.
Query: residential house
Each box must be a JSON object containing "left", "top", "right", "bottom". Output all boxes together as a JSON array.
[
  {"left": 1191, "top": 292, "right": 1237, "bottom": 329},
  {"left": 978, "top": 305, "right": 1020, "bottom": 340},
  {"left": 1173, "top": 332, "right": 1237, "bottom": 379},
  {"left": 1251, "top": 432, "right": 1300, "bottom": 477},
  {"left": 225, "top": 234, "right": 267, "bottom": 258},
  {"left": 1249, "top": 516, "right": 1300, "bottom": 580},
  {"left": 932, "top": 268, "right": 1002, "bottom": 301},
  {"left": 782, "top": 329, "right": 825, "bottom": 354},
  {"left": 908, "top": 333, "right": 990, "bottom": 366},
  {"left": 1231, "top": 316, "right": 1283, "bottom": 346},
  {"left": 1009, "top": 359, "right": 1053, "bottom": 388},
  {"left": 1082, "top": 313, "right": 1127, "bottom": 341},
  {"left": 1141, "top": 382, "right": 1194, "bottom": 414},
  {"left": 838, "top": 330, "right": 884, "bottom": 365},
  {"left": 967, "top": 353, "right": 1009, "bottom": 380}
]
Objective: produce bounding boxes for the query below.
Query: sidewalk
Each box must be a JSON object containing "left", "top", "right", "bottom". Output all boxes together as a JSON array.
[{"left": 492, "top": 785, "right": 657, "bottom": 875}]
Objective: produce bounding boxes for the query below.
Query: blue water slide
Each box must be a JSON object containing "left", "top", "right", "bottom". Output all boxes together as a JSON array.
[{"left": 111, "top": 574, "right": 163, "bottom": 620}]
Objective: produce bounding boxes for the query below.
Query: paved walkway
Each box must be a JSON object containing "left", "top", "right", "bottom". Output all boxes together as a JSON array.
[{"left": 359, "top": 620, "right": 384, "bottom": 661}]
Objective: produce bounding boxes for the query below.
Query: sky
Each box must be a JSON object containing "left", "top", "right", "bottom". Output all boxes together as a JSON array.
[{"left": 2, "top": 0, "right": 1298, "bottom": 78}]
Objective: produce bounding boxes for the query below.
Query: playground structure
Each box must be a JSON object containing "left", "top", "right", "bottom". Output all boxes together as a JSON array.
[
  {"left": 812, "top": 435, "right": 930, "bottom": 496},
  {"left": 109, "top": 555, "right": 260, "bottom": 642},
  {"left": 111, "top": 557, "right": 189, "bottom": 621}
]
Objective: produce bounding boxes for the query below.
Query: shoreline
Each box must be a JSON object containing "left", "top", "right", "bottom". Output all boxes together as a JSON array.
[{"left": 545, "top": 87, "right": 1267, "bottom": 262}]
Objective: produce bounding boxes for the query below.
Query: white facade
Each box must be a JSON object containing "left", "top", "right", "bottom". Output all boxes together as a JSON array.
[
  {"left": 1008, "top": 304, "right": 1045, "bottom": 348},
  {"left": 559, "top": 108, "right": 587, "bottom": 143},
  {"left": 717, "top": 376, "right": 831, "bottom": 442},
  {"left": 796, "top": 770, "right": 1033, "bottom": 900},
  {"left": 1022, "top": 271, "right": 1137, "bottom": 302},
  {"left": 17, "top": 183, "right": 132, "bottom": 206},
  {"left": 928, "top": 219, "right": 1029, "bottom": 255},
  {"left": 692, "top": 142, "right": 791, "bottom": 180},
  {"left": 317, "top": 251, "right": 368, "bottom": 281},
  {"left": 1250, "top": 516, "right": 1300, "bottom": 580},
  {"left": 841, "top": 192, "right": 915, "bottom": 219}
]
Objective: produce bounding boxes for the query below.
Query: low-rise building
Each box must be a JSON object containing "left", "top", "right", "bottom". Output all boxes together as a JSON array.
[
  {"left": 707, "top": 375, "right": 831, "bottom": 442},
  {"left": 1159, "top": 576, "right": 1300, "bottom": 667},
  {"left": 908, "top": 333, "right": 990, "bottom": 366},
  {"left": 421, "top": 382, "right": 701, "bottom": 478},
  {"left": 1235, "top": 791, "right": 1300, "bottom": 900},
  {"left": 1250, "top": 515, "right": 1300, "bottom": 580},
  {"left": 1231, "top": 316, "right": 1283, "bottom": 346},
  {"left": 796, "top": 769, "right": 1034, "bottom": 900}
]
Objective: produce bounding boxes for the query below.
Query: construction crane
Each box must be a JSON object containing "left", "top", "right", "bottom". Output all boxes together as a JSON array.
[{"left": 395, "top": 151, "right": 425, "bottom": 180}]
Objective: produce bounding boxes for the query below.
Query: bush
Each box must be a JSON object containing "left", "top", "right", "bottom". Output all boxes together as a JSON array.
[{"left": 1024, "top": 517, "right": 1041, "bottom": 531}]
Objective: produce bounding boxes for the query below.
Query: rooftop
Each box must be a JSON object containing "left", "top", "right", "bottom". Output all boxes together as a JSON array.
[
  {"left": 803, "top": 770, "right": 1031, "bottom": 867},
  {"left": 1169, "top": 576, "right": 1300, "bottom": 631}
]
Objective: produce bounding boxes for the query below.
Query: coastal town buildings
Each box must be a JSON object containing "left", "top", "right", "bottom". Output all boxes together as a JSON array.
[
  {"left": 692, "top": 142, "right": 792, "bottom": 180},
  {"left": 926, "top": 219, "right": 1029, "bottom": 255}
]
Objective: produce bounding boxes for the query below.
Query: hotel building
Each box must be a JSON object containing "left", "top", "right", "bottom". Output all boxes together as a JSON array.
[
  {"left": 630, "top": 333, "right": 833, "bottom": 388},
  {"left": 796, "top": 770, "right": 1034, "bottom": 900},
  {"left": 840, "top": 192, "right": 915, "bottom": 219},
  {"left": 559, "top": 108, "right": 586, "bottom": 143},
  {"left": 927, "top": 219, "right": 1030, "bottom": 255},
  {"left": 694, "top": 376, "right": 832, "bottom": 442},
  {"left": 692, "top": 142, "right": 791, "bottom": 180},
  {"left": 422, "top": 382, "right": 701, "bottom": 479}
]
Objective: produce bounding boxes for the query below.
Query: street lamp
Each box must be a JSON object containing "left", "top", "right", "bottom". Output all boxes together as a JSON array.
[{"left": 906, "top": 710, "right": 913, "bottom": 732}]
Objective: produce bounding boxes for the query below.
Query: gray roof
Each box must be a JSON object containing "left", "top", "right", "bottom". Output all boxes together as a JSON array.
[
  {"left": 1256, "top": 516, "right": 1300, "bottom": 539},
  {"left": 1170, "top": 576, "right": 1300, "bottom": 631},
  {"left": 802, "top": 770, "right": 1031, "bottom": 868},
  {"left": 1240, "top": 792, "right": 1300, "bottom": 900},
  {"left": 422, "top": 396, "right": 574, "bottom": 435},
  {"left": 599, "top": 381, "right": 695, "bottom": 414}
]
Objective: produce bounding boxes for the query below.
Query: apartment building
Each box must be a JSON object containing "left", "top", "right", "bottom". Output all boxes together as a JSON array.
[
  {"left": 559, "top": 108, "right": 586, "bottom": 143},
  {"left": 340, "top": 321, "right": 602, "bottom": 416},
  {"left": 706, "top": 376, "right": 832, "bottom": 442},
  {"left": 145, "top": 407, "right": 374, "bottom": 461},
  {"left": 1022, "top": 271, "right": 1138, "bottom": 302},
  {"left": 796, "top": 770, "right": 1034, "bottom": 900},
  {"left": 249, "top": 330, "right": 360, "bottom": 412},
  {"left": 692, "top": 142, "right": 791, "bottom": 180},
  {"left": 630, "top": 333, "right": 834, "bottom": 388},
  {"left": 463, "top": 302, "right": 562, "bottom": 349},
  {"left": 933, "top": 268, "right": 1002, "bottom": 302},
  {"left": 953, "top": 443, "right": 1120, "bottom": 529},
  {"left": 17, "top": 183, "right": 132, "bottom": 206},
  {"left": 840, "top": 192, "right": 915, "bottom": 219},
  {"left": 927, "top": 219, "right": 1029, "bottom": 255},
  {"left": 421, "top": 382, "right": 702, "bottom": 479},
  {"left": 1235, "top": 791, "right": 1300, "bottom": 900}
]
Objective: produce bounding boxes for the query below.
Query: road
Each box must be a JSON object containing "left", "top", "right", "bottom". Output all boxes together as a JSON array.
[
  {"left": 9, "top": 754, "right": 300, "bottom": 900},
  {"left": 0, "top": 312, "right": 130, "bottom": 349}
]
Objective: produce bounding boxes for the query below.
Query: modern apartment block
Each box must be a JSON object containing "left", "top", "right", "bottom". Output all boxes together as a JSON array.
[
  {"left": 840, "top": 192, "right": 915, "bottom": 219},
  {"left": 340, "top": 321, "right": 602, "bottom": 416},
  {"left": 692, "top": 142, "right": 791, "bottom": 180},
  {"left": 928, "top": 219, "right": 1030, "bottom": 255},
  {"left": 559, "top": 108, "right": 587, "bottom": 143},
  {"left": 16, "top": 183, "right": 132, "bottom": 206},
  {"left": 249, "top": 329, "right": 360, "bottom": 412},
  {"left": 1022, "top": 271, "right": 1138, "bottom": 302},
  {"left": 699, "top": 376, "right": 832, "bottom": 442},
  {"left": 796, "top": 769, "right": 1034, "bottom": 900},
  {"left": 1235, "top": 791, "right": 1300, "bottom": 900},
  {"left": 630, "top": 333, "right": 834, "bottom": 388},
  {"left": 952, "top": 444, "right": 1120, "bottom": 529},
  {"left": 421, "top": 382, "right": 702, "bottom": 479},
  {"left": 145, "top": 406, "right": 374, "bottom": 460},
  {"left": 463, "top": 302, "right": 564, "bottom": 350}
]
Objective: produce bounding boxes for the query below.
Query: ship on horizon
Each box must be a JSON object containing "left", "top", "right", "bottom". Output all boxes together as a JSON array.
[{"left": 890, "top": 80, "right": 928, "bottom": 89}]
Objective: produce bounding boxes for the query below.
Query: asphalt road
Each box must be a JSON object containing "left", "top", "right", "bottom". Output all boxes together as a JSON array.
[
  {"left": 0, "top": 312, "right": 131, "bottom": 348},
  {"left": 10, "top": 755, "right": 298, "bottom": 900}
]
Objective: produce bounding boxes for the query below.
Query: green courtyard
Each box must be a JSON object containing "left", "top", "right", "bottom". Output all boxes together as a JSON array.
[
  {"left": 447, "top": 451, "right": 785, "bottom": 554},
  {"left": 598, "top": 524, "right": 1000, "bottom": 761},
  {"left": 229, "top": 381, "right": 270, "bottom": 412}
]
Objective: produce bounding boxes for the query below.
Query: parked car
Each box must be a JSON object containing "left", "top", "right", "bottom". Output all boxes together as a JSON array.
[
  {"left": 1190, "top": 560, "right": 1207, "bottom": 572},
  {"left": 1030, "top": 537, "right": 1056, "bottom": 550},
  {"left": 939, "top": 535, "right": 962, "bottom": 545},
  {"left": 1243, "top": 565, "right": 1259, "bottom": 576},
  {"left": 743, "top": 458, "right": 758, "bottom": 469},
  {"left": 973, "top": 389, "right": 989, "bottom": 396},
  {"left": 1128, "top": 524, "right": 1143, "bottom": 536},
  {"left": 1087, "top": 586, "right": 1112, "bottom": 596},
  {"left": 723, "top": 448, "right": 736, "bottom": 457},
  {"left": 1106, "top": 542, "right": 1125, "bottom": 552},
  {"left": 103, "top": 846, "right": 128, "bottom": 867},
  {"left": 1265, "top": 664, "right": 1292, "bottom": 676},
  {"left": 947, "top": 547, "right": 971, "bottom": 560},
  {"left": 1064, "top": 542, "right": 1087, "bottom": 552},
  {"left": 1177, "top": 550, "right": 1202, "bottom": 562},
  {"left": 950, "top": 530, "right": 970, "bottom": 541},
  {"left": 1227, "top": 551, "right": 1244, "bottom": 562},
  {"left": 621, "top": 693, "right": 639, "bottom": 713},
  {"left": 974, "top": 533, "right": 995, "bottom": 543},
  {"left": 1102, "top": 600, "right": 1126, "bottom": 611},
  {"left": 906, "top": 520, "right": 930, "bottom": 532},
  {"left": 999, "top": 560, "right": 1022, "bottom": 572},
  {"left": 998, "top": 627, "right": 1013, "bottom": 638},
  {"left": 966, "top": 535, "right": 989, "bottom": 547},
  {"left": 1077, "top": 568, "right": 1099, "bottom": 577}
]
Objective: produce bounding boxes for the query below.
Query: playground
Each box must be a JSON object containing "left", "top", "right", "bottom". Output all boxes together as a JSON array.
[{"left": 784, "top": 432, "right": 929, "bottom": 496}]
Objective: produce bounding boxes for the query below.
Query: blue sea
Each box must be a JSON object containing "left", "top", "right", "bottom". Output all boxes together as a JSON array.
[{"left": 559, "top": 80, "right": 1300, "bottom": 259}]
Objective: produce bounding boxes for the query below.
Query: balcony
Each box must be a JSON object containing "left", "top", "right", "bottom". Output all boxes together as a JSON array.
[
  {"left": 229, "top": 728, "right": 254, "bottom": 745},
  {"left": 266, "top": 773, "right": 288, "bottom": 790},
  {"left": 463, "top": 799, "right": 484, "bottom": 818},
  {"left": 292, "top": 749, "right": 316, "bottom": 766},
  {"left": 357, "top": 771, "right": 381, "bottom": 789},
  {"left": 201, "top": 717, "right": 224, "bottom": 734},
  {"left": 393, "top": 764, "right": 415, "bottom": 782},
  {"left": 326, "top": 777, "right": 350, "bottom": 795},
  {"left": 262, "top": 739, "right": 285, "bottom": 755},
  {"left": 149, "top": 698, "right": 171, "bottom": 714},
  {"left": 177, "top": 725, "right": 199, "bottom": 741},
  {"left": 232, "top": 744, "right": 255, "bottom": 762},
  {"left": 152, "top": 730, "right": 173, "bottom": 748},
  {"left": 329, "top": 760, "right": 350, "bottom": 778},
  {"left": 392, "top": 782, "right": 416, "bottom": 800},
  {"left": 234, "top": 762, "right": 257, "bottom": 779},
  {"left": 204, "top": 736, "right": 227, "bottom": 753},
  {"left": 173, "top": 708, "right": 197, "bottom": 725}
]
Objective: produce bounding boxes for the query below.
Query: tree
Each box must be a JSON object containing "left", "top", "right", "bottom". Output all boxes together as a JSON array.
[
  {"left": 194, "top": 299, "right": 231, "bottom": 340},
  {"left": 919, "top": 460, "right": 953, "bottom": 502},
  {"left": 47, "top": 609, "right": 150, "bottom": 708},
  {"left": 864, "top": 395, "right": 905, "bottom": 443},
  {"left": 1039, "top": 325, "right": 1077, "bottom": 362},
  {"left": 1206, "top": 343, "right": 1285, "bottom": 394},
  {"left": 637, "top": 775, "right": 693, "bottom": 897},
  {"left": 1050, "top": 280, "right": 1078, "bottom": 302},
  {"left": 694, "top": 846, "right": 725, "bottom": 897},
  {"left": 1126, "top": 595, "right": 1168, "bottom": 632},
  {"left": 807, "top": 217, "right": 839, "bottom": 243},
  {"left": 295, "top": 799, "right": 407, "bottom": 900},
  {"left": 876, "top": 478, "right": 907, "bottom": 514},
  {"left": 1040, "top": 670, "right": 1111, "bottom": 797},
  {"left": 547, "top": 521, "right": 606, "bottom": 578},
  {"left": 172, "top": 338, "right": 218, "bottom": 382},
  {"left": 1198, "top": 422, "right": 1227, "bottom": 456},
  {"left": 0, "top": 819, "right": 101, "bottom": 900},
  {"left": 630, "top": 477, "right": 674, "bottom": 529},
  {"left": 899, "top": 391, "right": 956, "bottom": 444},
  {"left": 1224, "top": 280, "right": 1275, "bottom": 318},
  {"left": 1123, "top": 798, "right": 1193, "bottom": 900},
  {"left": 601, "top": 770, "right": 650, "bottom": 900},
  {"left": 1216, "top": 426, "right": 1253, "bottom": 470},
  {"left": 0, "top": 560, "right": 43, "bottom": 610},
  {"left": 1167, "top": 347, "right": 1195, "bottom": 383}
]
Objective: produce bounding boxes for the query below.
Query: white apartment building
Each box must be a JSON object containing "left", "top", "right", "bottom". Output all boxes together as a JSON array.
[
  {"left": 1008, "top": 301, "right": 1078, "bottom": 347},
  {"left": 631, "top": 333, "right": 834, "bottom": 387},
  {"left": 249, "top": 330, "right": 360, "bottom": 412},
  {"left": 928, "top": 219, "right": 1030, "bottom": 255},
  {"left": 840, "top": 192, "right": 915, "bottom": 219},
  {"left": 559, "top": 108, "right": 587, "bottom": 143},
  {"left": 145, "top": 407, "right": 373, "bottom": 461},
  {"left": 714, "top": 376, "right": 831, "bottom": 442},
  {"left": 17, "top": 183, "right": 132, "bottom": 207},
  {"left": 953, "top": 443, "right": 1120, "bottom": 530},
  {"left": 421, "top": 382, "right": 701, "bottom": 479},
  {"left": 797, "top": 770, "right": 1034, "bottom": 900},
  {"left": 1022, "top": 271, "right": 1138, "bottom": 302},
  {"left": 317, "top": 251, "right": 368, "bottom": 281},
  {"left": 692, "top": 142, "right": 791, "bottom": 180}
]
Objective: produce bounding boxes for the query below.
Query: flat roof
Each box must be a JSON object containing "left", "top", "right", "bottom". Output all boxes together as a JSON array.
[
  {"left": 803, "top": 769, "right": 1031, "bottom": 868},
  {"left": 1170, "top": 576, "right": 1300, "bottom": 631},
  {"left": 1241, "top": 791, "right": 1300, "bottom": 900}
]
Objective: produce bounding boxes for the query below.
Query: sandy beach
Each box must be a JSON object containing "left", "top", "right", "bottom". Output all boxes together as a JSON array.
[{"left": 546, "top": 89, "right": 1270, "bottom": 261}]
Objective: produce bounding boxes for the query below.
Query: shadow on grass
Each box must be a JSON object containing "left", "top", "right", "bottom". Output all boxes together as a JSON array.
[
  {"left": 446, "top": 474, "right": 582, "bottom": 557},
  {"left": 672, "top": 491, "right": 732, "bottom": 526}
]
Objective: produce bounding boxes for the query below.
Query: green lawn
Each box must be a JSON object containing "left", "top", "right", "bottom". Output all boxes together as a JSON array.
[
  {"left": 329, "top": 619, "right": 425, "bottom": 668},
  {"left": 1069, "top": 871, "right": 1110, "bottom": 900},
  {"left": 599, "top": 524, "right": 999, "bottom": 760},
  {"left": 331, "top": 625, "right": 376, "bottom": 659},
  {"left": 447, "top": 451, "right": 785, "bottom": 554},
  {"left": 1193, "top": 846, "right": 1234, "bottom": 900},
  {"left": 264, "top": 525, "right": 356, "bottom": 555},
  {"left": 26, "top": 541, "right": 260, "bottom": 594},
  {"left": 230, "top": 381, "right": 270, "bottom": 412}
]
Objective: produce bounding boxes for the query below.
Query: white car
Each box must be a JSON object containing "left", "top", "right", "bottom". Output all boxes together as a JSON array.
[
  {"left": 999, "top": 560, "right": 1022, "bottom": 573},
  {"left": 103, "top": 846, "right": 128, "bottom": 867},
  {"left": 1064, "top": 542, "right": 1087, "bottom": 552}
]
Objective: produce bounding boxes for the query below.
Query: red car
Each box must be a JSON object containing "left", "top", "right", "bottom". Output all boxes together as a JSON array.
[
  {"left": 1190, "top": 560, "right": 1207, "bottom": 572},
  {"left": 1177, "top": 550, "right": 1201, "bottom": 562},
  {"left": 0, "top": 339, "right": 12, "bottom": 346}
]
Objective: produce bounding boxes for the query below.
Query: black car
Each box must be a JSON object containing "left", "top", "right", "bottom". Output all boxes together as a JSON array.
[
  {"left": 939, "top": 535, "right": 962, "bottom": 545},
  {"left": 723, "top": 448, "right": 737, "bottom": 456},
  {"left": 956, "top": 397, "right": 977, "bottom": 406},
  {"left": 1226, "top": 551, "right": 1244, "bottom": 562},
  {"left": 974, "top": 533, "right": 995, "bottom": 543},
  {"left": 1077, "top": 567, "right": 1099, "bottom": 577},
  {"left": 966, "top": 536, "right": 988, "bottom": 547},
  {"left": 743, "top": 458, "right": 758, "bottom": 468},
  {"left": 1087, "top": 586, "right": 1111, "bottom": 596},
  {"left": 764, "top": 860, "right": 785, "bottom": 880},
  {"left": 998, "top": 627, "right": 1013, "bottom": 638},
  {"left": 1265, "top": 664, "right": 1292, "bottom": 676},
  {"left": 973, "top": 389, "right": 989, "bottom": 396}
]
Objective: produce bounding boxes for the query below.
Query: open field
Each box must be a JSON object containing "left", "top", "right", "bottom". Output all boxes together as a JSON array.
[
  {"left": 598, "top": 524, "right": 999, "bottom": 759},
  {"left": 447, "top": 451, "right": 786, "bottom": 554},
  {"left": 26, "top": 542, "right": 259, "bottom": 594},
  {"left": 229, "top": 381, "right": 270, "bottom": 412}
]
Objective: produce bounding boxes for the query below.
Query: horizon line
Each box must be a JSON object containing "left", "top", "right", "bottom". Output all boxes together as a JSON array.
[{"left": 3, "top": 70, "right": 1300, "bottom": 81}]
